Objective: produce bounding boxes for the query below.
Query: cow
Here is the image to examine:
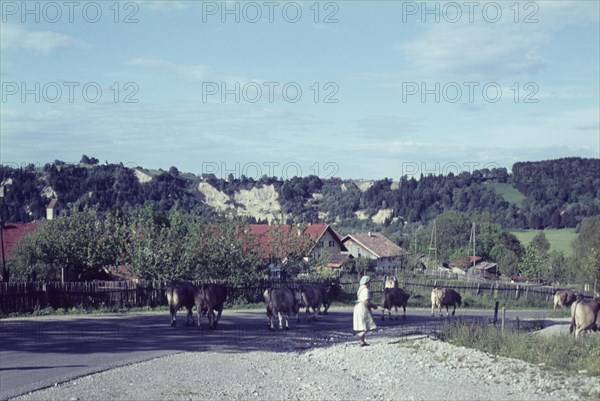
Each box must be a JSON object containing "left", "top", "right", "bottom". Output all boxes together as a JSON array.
[
  {"left": 553, "top": 290, "right": 578, "bottom": 310},
  {"left": 194, "top": 283, "right": 228, "bottom": 330},
  {"left": 300, "top": 284, "right": 324, "bottom": 321},
  {"left": 263, "top": 287, "right": 301, "bottom": 330},
  {"left": 431, "top": 287, "right": 462, "bottom": 317},
  {"left": 384, "top": 275, "right": 398, "bottom": 288},
  {"left": 319, "top": 280, "right": 341, "bottom": 315},
  {"left": 380, "top": 287, "right": 410, "bottom": 320},
  {"left": 569, "top": 299, "right": 600, "bottom": 339},
  {"left": 165, "top": 281, "right": 197, "bottom": 327}
]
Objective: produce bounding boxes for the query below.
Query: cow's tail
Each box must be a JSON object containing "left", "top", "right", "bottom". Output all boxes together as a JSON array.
[
  {"left": 569, "top": 301, "right": 579, "bottom": 334},
  {"left": 166, "top": 284, "right": 174, "bottom": 307}
]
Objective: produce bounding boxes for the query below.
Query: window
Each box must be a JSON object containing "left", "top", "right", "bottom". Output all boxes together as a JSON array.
[{"left": 328, "top": 240, "right": 334, "bottom": 247}]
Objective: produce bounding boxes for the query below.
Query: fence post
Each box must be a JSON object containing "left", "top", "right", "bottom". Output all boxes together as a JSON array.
[
  {"left": 493, "top": 301, "right": 499, "bottom": 324},
  {"left": 501, "top": 308, "right": 505, "bottom": 333},
  {"left": 42, "top": 283, "right": 48, "bottom": 309}
]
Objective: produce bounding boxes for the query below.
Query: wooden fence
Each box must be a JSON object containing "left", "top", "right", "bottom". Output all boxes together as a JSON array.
[{"left": 0, "top": 277, "right": 594, "bottom": 315}]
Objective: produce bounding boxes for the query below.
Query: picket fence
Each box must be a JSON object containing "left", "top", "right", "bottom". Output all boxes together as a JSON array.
[{"left": 0, "top": 277, "right": 592, "bottom": 315}]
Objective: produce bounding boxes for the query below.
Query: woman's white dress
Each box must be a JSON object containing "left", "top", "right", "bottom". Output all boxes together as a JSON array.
[{"left": 353, "top": 285, "right": 377, "bottom": 332}]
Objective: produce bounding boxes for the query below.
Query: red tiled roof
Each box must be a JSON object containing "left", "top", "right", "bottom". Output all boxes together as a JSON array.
[
  {"left": 0, "top": 222, "right": 40, "bottom": 260},
  {"left": 342, "top": 232, "right": 404, "bottom": 258},
  {"left": 247, "top": 223, "right": 346, "bottom": 259}
]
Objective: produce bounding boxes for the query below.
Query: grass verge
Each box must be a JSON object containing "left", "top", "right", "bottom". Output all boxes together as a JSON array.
[{"left": 438, "top": 322, "right": 600, "bottom": 379}]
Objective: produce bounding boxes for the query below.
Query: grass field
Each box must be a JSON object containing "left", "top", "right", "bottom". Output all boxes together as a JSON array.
[
  {"left": 510, "top": 228, "right": 578, "bottom": 256},
  {"left": 484, "top": 182, "right": 527, "bottom": 206}
]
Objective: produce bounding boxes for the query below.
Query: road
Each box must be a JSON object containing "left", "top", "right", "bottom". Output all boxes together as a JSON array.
[{"left": 0, "top": 307, "right": 558, "bottom": 400}]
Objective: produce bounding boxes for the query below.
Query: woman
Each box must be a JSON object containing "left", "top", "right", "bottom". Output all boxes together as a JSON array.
[{"left": 353, "top": 275, "right": 378, "bottom": 346}]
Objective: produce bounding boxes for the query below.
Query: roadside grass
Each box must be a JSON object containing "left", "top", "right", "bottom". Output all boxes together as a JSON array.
[
  {"left": 3, "top": 305, "right": 168, "bottom": 318},
  {"left": 510, "top": 228, "right": 578, "bottom": 256},
  {"left": 438, "top": 322, "right": 600, "bottom": 380}
]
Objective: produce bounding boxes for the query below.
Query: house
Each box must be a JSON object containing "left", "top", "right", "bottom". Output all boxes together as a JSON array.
[
  {"left": 451, "top": 255, "right": 499, "bottom": 279},
  {"left": 341, "top": 232, "right": 406, "bottom": 271},
  {"left": 468, "top": 261, "right": 499, "bottom": 279},
  {"left": 0, "top": 222, "right": 40, "bottom": 261},
  {"left": 46, "top": 199, "right": 61, "bottom": 220},
  {"left": 246, "top": 223, "right": 349, "bottom": 278}
]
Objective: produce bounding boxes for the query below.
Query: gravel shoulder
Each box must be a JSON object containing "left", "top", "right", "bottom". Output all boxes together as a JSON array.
[{"left": 12, "top": 323, "right": 600, "bottom": 401}]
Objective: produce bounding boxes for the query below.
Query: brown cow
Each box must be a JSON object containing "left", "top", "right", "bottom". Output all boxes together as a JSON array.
[
  {"left": 384, "top": 275, "right": 398, "bottom": 288},
  {"left": 194, "top": 283, "right": 228, "bottom": 330},
  {"left": 165, "top": 281, "right": 197, "bottom": 327},
  {"left": 553, "top": 290, "right": 578, "bottom": 310},
  {"left": 300, "top": 284, "right": 323, "bottom": 321},
  {"left": 569, "top": 299, "right": 600, "bottom": 339},
  {"left": 431, "top": 287, "right": 462, "bottom": 317},
  {"left": 263, "top": 287, "right": 301, "bottom": 330}
]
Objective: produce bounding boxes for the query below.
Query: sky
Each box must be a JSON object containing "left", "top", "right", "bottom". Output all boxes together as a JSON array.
[{"left": 1, "top": 0, "right": 599, "bottom": 180}]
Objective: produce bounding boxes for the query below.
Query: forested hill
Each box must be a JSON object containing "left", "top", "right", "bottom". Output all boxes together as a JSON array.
[{"left": 1, "top": 157, "right": 598, "bottom": 231}]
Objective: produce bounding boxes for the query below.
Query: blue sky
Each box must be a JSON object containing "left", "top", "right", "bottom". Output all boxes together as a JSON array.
[{"left": 1, "top": 0, "right": 599, "bottom": 179}]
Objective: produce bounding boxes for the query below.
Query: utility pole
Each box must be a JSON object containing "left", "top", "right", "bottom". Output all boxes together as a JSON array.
[
  {"left": 428, "top": 219, "right": 437, "bottom": 267},
  {"left": 0, "top": 185, "right": 7, "bottom": 282},
  {"left": 468, "top": 222, "right": 476, "bottom": 268}
]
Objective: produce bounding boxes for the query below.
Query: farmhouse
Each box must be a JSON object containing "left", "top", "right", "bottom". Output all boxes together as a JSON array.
[
  {"left": 246, "top": 223, "right": 349, "bottom": 277},
  {"left": 0, "top": 222, "right": 39, "bottom": 262},
  {"left": 341, "top": 232, "right": 406, "bottom": 271},
  {"left": 451, "top": 255, "right": 499, "bottom": 278}
]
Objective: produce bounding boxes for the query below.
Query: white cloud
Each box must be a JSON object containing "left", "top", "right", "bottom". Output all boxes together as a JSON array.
[
  {"left": 126, "top": 57, "right": 217, "bottom": 82},
  {"left": 400, "top": 23, "right": 547, "bottom": 80},
  {"left": 0, "top": 24, "right": 88, "bottom": 55}
]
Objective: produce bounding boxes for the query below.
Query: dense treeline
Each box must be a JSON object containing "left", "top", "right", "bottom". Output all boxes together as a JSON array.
[
  {"left": 512, "top": 158, "right": 600, "bottom": 229},
  {"left": 8, "top": 205, "right": 320, "bottom": 283},
  {"left": 8, "top": 207, "right": 600, "bottom": 287},
  {"left": 1, "top": 157, "right": 598, "bottom": 231}
]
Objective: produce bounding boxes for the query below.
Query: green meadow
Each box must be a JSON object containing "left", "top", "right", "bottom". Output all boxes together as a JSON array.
[
  {"left": 510, "top": 228, "right": 578, "bottom": 256},
  {"left": 484, "top": 182, "right": 527, "bottom": 206}
]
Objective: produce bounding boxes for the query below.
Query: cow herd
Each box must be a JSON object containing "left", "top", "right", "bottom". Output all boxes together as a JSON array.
[
  {"left": 165, "top": 280, "right": 599, "bottom": 339},
  {"left": 165, "top": 281, "right": 228, "bottom": 329},
  {"left": 165, "top": 281, "right": 339, "bottom": 331}
]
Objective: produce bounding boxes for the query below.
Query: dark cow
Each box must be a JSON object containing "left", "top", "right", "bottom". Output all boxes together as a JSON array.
[
  {"left": 381, "top": 287, "right": 410, "bottom": 320},
  {"left": 263, "top": 287, "right": 301, "bottom": 330},
  {"left": 553, "top": 290, "right": 578, "bottom": 310},
  {"left": 569, "top": 299, "right": 600, "bottom": 339},
  {"left": 319, "top": 280, "right": 341, "bottom": 315},
  {"left": 300, "top": 284, "right": 324, "bottom": 321},
  {"left": 165, "top": 281, "right": 197, "bottom": 327},
  {"left": 431, "top": 287, "right": 462, "bottom": 317},
  {"left": 194, "top": 283, "right": 228, "bottom": 330}
]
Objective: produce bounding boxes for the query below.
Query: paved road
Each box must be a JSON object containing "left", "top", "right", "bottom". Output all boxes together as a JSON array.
[{"left": 0, "top": 307, "right": 558, "bottom": 400}]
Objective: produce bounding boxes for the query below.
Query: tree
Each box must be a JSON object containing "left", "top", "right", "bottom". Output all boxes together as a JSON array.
[
  {"left": 490, "top": 244, "right": 519, "bottom": 277},
  {"left": 428, "top": 211, "right": 471, "bottom": 263},
  {"left": 10, "top": 207, "right": 124, "bottom": 281},
  {"left": 546, "top": 250, "right": 570, "bottom": 284},
  {"left": 531, "top": 232, "right": 550, "bottom": 255},
  {"left": 518, "top": 243, "right": 544, "bottom": 280}
]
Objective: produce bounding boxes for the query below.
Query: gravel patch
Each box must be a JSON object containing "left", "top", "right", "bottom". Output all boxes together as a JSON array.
[{"left": 12, "top": 329, "right": 599, "bottom": 401}]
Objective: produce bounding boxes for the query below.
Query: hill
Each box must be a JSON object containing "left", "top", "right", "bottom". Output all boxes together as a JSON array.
[{"left": 0, "top": 157, "right": 598, "bottom": 232}]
